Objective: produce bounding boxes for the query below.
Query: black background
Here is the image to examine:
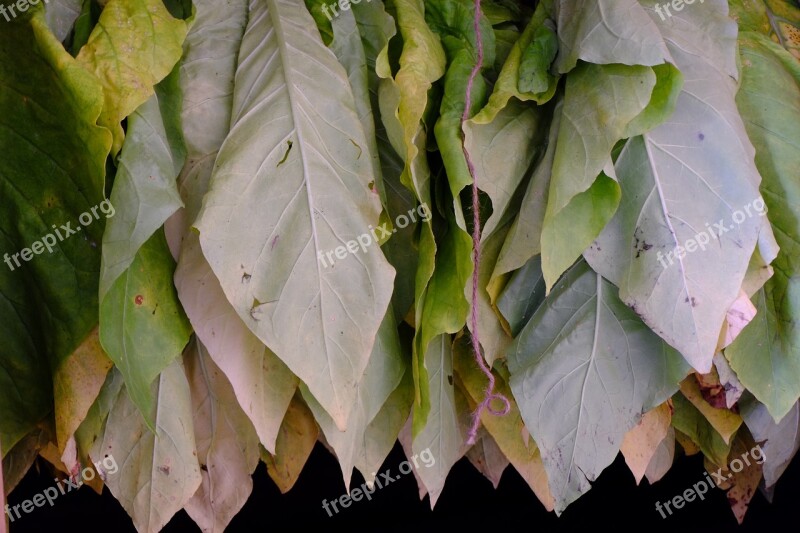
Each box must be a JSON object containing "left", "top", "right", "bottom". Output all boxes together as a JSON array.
[{"left": 6, "top": 440, "right": 799, "bottom": 532}]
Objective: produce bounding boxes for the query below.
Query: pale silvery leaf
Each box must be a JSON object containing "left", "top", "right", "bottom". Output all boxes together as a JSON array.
[
  {"left": 645, "top": 427, "right": 675, "bottom": 485},
  {"left": 330, "top": 6, "right": 383, "bottom": 193},
  {"left": 741, "top": 397, "right": 800, "bottom": 488},
  {"left": 172, "top": 0, "right": 297, "bottom": 455},
  {"left": 90, "top": 360, "right": 201, "bottom": 533},
  {"left": 301, "top": 310, "right": 406, "bottom": 489},
  {"left": 508, "top": 261, "right": 689, "bottom": 513},
  {"left": 714, "top": 352, "right": 745, "bottom": 408},
  {"left": 464, "top": 98, "right": 544, "bottom": 242},
  {"left": 195, "top": 0, "right": 395, "bottom": 431},
  {"left": 184, "top": 340, "right": 260, "bottom": 533},
  {"left": 45, "top": 0, "right": 82, "bottom": 42},
  {"left": 584, "top": 0, "right": 776, "bottom": 373},
  {"left": 398, "top": 416, "right": 428, "bottom": 500},
  {"left": 496, "top": 255, "right": 546, "bottom": 337},
  {"left": 413, "top": 335, "right": 467, "bottom": 507},
  {"left": 553, "top": 0, "right": 670, "bottom": 73},
  {"left": 466, "top": 432, "right": 509, "bottom": 489}
]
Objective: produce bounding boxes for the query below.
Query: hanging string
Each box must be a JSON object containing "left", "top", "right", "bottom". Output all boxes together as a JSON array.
[{"left": 462, "top": 0, "right": 510, "bottom": 446}]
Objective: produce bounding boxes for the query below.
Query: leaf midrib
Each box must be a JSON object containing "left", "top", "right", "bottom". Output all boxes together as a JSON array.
[{"left": 266, "top": 0, "right": 339, "bottom": 413}]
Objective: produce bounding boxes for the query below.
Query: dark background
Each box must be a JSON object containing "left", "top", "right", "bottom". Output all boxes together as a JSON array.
[{"left": 6, "top": 440, "right": 799, "bottom": 532}]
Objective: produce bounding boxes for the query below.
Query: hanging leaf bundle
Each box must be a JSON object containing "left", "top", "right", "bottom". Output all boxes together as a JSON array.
[{"left": 1, "top": 0, "right": 799, "bottom": 529}]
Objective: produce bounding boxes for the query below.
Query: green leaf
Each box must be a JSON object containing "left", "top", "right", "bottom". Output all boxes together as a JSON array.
[
  {"left": 679, "top": 377, "right": 742, "bottom": 444},
  {"left": 361, "top": 368, "right": 414, "bottom": 481},
  {"left": 584, "top": 0, "right": 775, "bottom": 374},
  {"left": 378, "top": 0, "right": 445, "bottom": 430},
  {"left": 464, "top": 224, "right": 514, "bottom": 366},
  {"left": 671, "top": 392, "right": 732, "bottom": 467},
  {"left": 507, "top": 260, "right": 689, "bottom": 513},
  {"left": 730, "top": 0, "right": 800, "bottom": 60},
  {"left": 2, "top": 427, "right": 53, "bottom": 495},
  {"left": 194, "top": 0, "right": 395, "bottom": 431},
  {"left": 725, "top": 32, "right": 800, "bottom": 422},
  {"left": 69, "top": 0, "right": 99, "bottom": 55},
  {"left": 517, "top": 19, "right": 557, "bottom": 94},
  {"left": 472, "top": 0, "right": 558, "bottom": 124},
  {"left": 0, "top": 6, "right": 110, "bottom": 452},
  {"left": 540, "top": 62, "right": 682, "bottom": 290},
  {"left": 90, "top": 360, "right": 202, "bottom": 533},
  {"left": 74, "top": 367, "right": 125, "bottom": 463},
  {"left": 427, "top": 0, "right": 494, "bottom": 212},
  {"left": 491, "top": 98, "right": 560, "bottom": 284},
  {"left": 352, "top": 0, "right": 421, "bottom": 319},
  {"left": 463, "top": 94, "right": 549, "bottom": 360},
  {"left": 99, "top": 229, "right": 192, "bottom": 428},
  {"left": 178, "top": 0, "right": 247, "bottom": 159},
  {"left": 420, "top": 0, "right": 496, "bottom": 384},
  {"left": 413, "top": 211, "right": 473, "bottom": 435},
  {"left": 100, "top": 87, "right": 185, "bottom": 300},
  {"left": 76, "top": 0, "right": 192, "bottom": 154},
  {"left": 302, "top": 0, "right": 334, "bottom": 45}
]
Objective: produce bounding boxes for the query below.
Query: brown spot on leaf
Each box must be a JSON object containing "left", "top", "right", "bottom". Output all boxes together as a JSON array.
[
  {"left": 349, "top": 138, "right": 362, "bottom": 158},
  {"left": 134, "top": 295, "right": 144, "bottom": 306},
  {"left": 277, "top": 140, "right": 293, "bottom": 166}
]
